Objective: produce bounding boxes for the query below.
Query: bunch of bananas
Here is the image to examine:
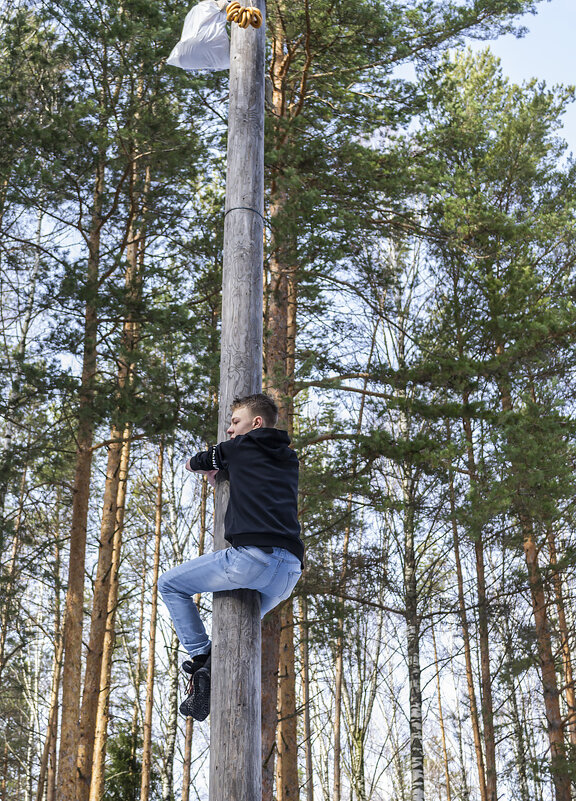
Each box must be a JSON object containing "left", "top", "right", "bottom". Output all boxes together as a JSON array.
[{"left": 226, "top": 1, "right": 263, "bottom": 28}]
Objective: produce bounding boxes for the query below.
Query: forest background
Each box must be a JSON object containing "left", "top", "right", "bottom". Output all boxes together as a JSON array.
[{"left": 2, "top": 1, "right": 576, "bottom": 800}]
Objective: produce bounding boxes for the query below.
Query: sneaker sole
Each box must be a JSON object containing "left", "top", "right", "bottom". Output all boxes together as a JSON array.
[
  {"left": 179, "top": 668, "right": 211, "bottom": 721},
  {"left": 190, "top": 668, "right": 211, "bottom": 721}
]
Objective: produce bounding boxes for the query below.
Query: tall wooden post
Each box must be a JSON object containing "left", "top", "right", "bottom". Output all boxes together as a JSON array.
[{"left": 209, "top": 5, "right": 265, "bottom": 801}]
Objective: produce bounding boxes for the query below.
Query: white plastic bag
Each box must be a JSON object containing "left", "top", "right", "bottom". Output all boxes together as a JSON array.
[{"left": 167, "top": 0, "right": 230, "bottom": 72}]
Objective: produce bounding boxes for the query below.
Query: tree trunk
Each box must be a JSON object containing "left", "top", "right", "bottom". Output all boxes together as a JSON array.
[
  {"left": 77, "top": 153, "right": 146, "bottom": 801},
  {"left": 521, "top": 516, "right": 570, "bottom": 801},
  {"left": 262, "top": 10, "right": 302, "bottom": 792},
  {"left": 453, "top": 694, "right": 472, "bottom": 801},
  {"left": 0, "top": 207, "right": 42, "bottom": 519},
  {"left": 266, "top": 264, "right": 298, "bottom": 801},
  {"left": 451, "top": 268, "right": 495, "bottom": 801},
  {"left": 161, "top": 628, "right": 179, "bottom": 801},
  {"left": 262, "top": 608, "right": 281, "bottom": 801},
  {"left": 461, "top": 407, "right": 497, "bottom": 801},
  {"left": 131, "top": 542, "right": 148, "bottom": 752},
  {"left": 342, "top": 630, "right": 383, "bottom": 801},
  {"left": 76, "top": 426, "right": 125, "bottom": 801},
  {"left": 263, "top": 258, "right": 297, "bottom": 800},
  {"left": 523, "top": 688, "right": 545, "bottom": 801},
  {"left": 140, "top": 441, "right": 164, "bottom": 801},
  {"left": 36, "top": 534, "right": 63, "bottom": 801},
  {"left": 350, "top": 727, "right": 367, "bottom": 801},
  {"left": 498, "top": 383, "right": 570, "bottom": 801},
  {"left": 332, "top": 324, "right": 376, "bottom": 801},
  {"left": 88, "top": 433, "right": 131, "bottom": 801},
  {"left": 57, "top": 159, "right": 104, "bottom": 801},
  {"left": 546, "top": 526, "right": 576, "bottom": 746},
  {"left": 500, "top": 613, "right": 530, "bottom": 801},
  {"left": 81, "top": 152, "right": 148, "bottom": 798},
  {"left": 181, "top": 717, "right": 194, "bottom": 801},
  {"left": 276, "top": 601, "right": 299, "bottom": 801},
  {"left": 180, "top": 475, "right": 208, "bottom": 801},
  {"left": 298, "top": 597, "right": 314, "bottom": 801},
  {"left": 0, "top": 467, "right": 27, "bottom": 683},
  {"left": 474, "top": 530, "right": 497, "bottom": 801},
  {"left": 431, "top": 622, "right": 451, "bottom": 801},
  {"left": 403, "top": 473, "right": 424, "bottom": 801},
  {"left": 25, "top": 609, "right": 42, "bottom": 801},
  {"left": 447, "top": 460, "right": 487, "bottom": 801},
  {"left": 333, "top": 636, "right": 344, "bottom": 801},
  {"left": 1, "top": 740, "right": 8, "bottom": 801}
]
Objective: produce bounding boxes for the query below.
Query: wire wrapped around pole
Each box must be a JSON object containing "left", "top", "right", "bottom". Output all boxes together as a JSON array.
[{"left": 226, "top": 1, "right": 263, "bottom": 28}]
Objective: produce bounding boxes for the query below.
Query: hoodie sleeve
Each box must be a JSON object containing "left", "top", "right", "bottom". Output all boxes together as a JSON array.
[{"left": 188, "top": 440, "right": 233, "bottom": 472}]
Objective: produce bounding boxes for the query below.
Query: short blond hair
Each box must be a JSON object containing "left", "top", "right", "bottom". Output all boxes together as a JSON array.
[{"left": 231, "top": 393, "right": 278, "bottom": 427}]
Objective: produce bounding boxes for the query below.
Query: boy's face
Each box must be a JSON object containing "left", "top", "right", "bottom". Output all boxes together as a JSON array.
[{"left": 227, "top": 405, "right": 263, "bottom": 438}]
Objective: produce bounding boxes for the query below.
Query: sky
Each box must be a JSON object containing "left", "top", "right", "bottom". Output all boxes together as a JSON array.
[{"left": 475, "top": 0, "right": 576, "bottom": 155}]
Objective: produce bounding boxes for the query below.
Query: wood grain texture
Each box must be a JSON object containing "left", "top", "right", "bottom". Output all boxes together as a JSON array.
[{"left": 210, "top": 4, "right": 266, "bottom": 800}]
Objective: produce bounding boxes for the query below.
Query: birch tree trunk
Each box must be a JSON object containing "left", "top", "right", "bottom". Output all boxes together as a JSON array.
[
  {"left": 403, "top": 470, "right": 424, "bottom": 801},
  {"left": 394, "top": 273, "right": 425, "bottom": 801},
  {"left": 161, "top": 628, "right": 179, "bottom": 801}
]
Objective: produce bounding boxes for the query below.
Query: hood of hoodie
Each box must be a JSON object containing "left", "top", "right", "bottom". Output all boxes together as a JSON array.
[{"left": 243, "top": 428, "right": 294, "bottom": 460}]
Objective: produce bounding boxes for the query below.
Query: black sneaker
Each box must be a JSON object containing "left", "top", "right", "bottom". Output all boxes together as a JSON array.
[{"left": 179, "top": 655, "right": 211, "bottom": 721}]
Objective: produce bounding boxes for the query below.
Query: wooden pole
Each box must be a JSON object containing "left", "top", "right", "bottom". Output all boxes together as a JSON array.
[{"left": 209, "top": 5, "right": 265, "bottom": 801}]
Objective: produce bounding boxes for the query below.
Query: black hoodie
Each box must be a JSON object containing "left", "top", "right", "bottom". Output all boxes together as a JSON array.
[{"left": 188, "top": 428, "right": 303, "bottom": 563}]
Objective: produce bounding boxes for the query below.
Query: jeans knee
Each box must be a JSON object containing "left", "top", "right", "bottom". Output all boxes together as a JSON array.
[{"left": 157, "top": 572, "right": 169, "bottom": 596}]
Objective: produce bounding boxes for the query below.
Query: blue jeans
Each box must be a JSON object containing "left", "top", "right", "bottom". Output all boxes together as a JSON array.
[{"left": 158, "top": 546, "right": 302, "bottom": 658}]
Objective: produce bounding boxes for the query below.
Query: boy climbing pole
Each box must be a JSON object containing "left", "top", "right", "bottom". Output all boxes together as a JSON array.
[{"left": 158, "top": 392, "right": 304, "bottom": 721}]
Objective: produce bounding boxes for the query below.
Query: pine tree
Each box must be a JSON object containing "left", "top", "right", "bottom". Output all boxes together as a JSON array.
[{"left": 414, "top": 48, "right": 576, "bottom": 798}]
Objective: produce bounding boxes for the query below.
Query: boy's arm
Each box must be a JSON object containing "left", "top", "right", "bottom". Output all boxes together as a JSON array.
[
  {"left": 185, "top": 442, "right": 232, "bottom": 485},
  {"left": 185, "top": 461, "right": 218, "bottom": 487}
]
